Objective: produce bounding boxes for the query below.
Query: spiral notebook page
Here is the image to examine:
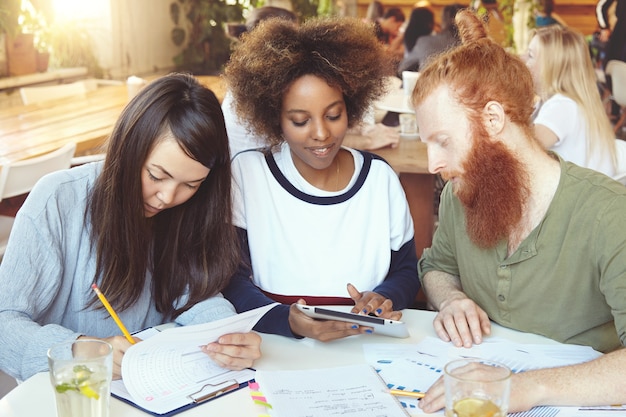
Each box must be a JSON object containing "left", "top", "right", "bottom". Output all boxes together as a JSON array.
[{"left": 254, "top": 364, "right": 409, "bottom": 417}]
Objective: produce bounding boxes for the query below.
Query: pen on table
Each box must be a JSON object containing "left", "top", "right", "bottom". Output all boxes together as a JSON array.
[
  {"left": 388, "top": 389, "right": 425, "bottom": 399},
  {"left": 91, "top": 283, "right": 136, "bottom": 345}
]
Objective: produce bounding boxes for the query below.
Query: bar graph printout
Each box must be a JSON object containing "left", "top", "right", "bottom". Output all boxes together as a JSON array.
[{"left": 362, "top": 336, "right": 623, "bottom": 417}]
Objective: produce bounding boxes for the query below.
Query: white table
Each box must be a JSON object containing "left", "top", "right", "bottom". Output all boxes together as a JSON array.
[{"left": 0, "top": 309, "right": 557, "bottom": 417}]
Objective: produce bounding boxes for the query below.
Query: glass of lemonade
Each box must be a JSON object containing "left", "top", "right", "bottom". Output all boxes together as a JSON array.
[
  {"left": 444, "top": 358, "right": 511, "bottom": 417},
  {"left": 47, "top": 339, "right": 113, "bottom": 417}
]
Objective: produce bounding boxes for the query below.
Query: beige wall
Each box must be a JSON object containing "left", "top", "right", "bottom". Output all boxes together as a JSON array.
[{"left": 76, "top": 0, "right": 185, "bottom": 80}]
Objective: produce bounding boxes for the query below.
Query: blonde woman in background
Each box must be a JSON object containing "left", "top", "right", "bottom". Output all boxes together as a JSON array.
[{"left": 525, "top": 25, "right": 617, "bottom": 177}]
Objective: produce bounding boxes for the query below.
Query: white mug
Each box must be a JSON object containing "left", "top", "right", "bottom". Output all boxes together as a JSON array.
[{"left": 402, "top": 71, "right": 420, "bottom": 97}]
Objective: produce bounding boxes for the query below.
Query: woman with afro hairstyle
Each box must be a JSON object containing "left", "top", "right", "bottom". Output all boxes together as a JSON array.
[{"left": 221, "top": 17, "right": 420, "bottom": 342}]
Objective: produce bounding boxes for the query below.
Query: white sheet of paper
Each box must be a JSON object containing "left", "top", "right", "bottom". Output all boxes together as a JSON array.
[
  {"left": 113, "top": 303, "right": 276, "bottom": 415},
  {"left": 255, "top": 364, "right": 410, "bottom": 417},
  {"left": 363, "top": 337, "right": 604, "bottom": 416}
]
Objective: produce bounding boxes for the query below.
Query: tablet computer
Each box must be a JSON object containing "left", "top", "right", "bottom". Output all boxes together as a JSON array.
[{"left": 295, "top": 305, "right": 409, "bottom": 338}]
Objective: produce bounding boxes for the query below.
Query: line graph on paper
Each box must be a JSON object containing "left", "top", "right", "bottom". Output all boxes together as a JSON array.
[
  {"left": 374, "top": 356, "right": 443, "bottom": 412},
  {"left": 363, "top": 337, "right": 603, "bottom": 417}
]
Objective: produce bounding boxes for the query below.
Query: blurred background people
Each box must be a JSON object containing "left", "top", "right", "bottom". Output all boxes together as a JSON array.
[
  {"left": 399, "top": 4, "right": 464, "bottom": 73},
  {"left": 535, "top": 0, "right": 567, "bottom": 27},
  {"left": 401, "top": 6, "right": 436, "bottom": 62},
  {"left": 596, "top": 0, "right": 626, "bottom": 126},
  {"left": 364, "top": 0, "right": 385, "bottom": 23},
  {"left": 374, "top": 7, "right": 407, "bottom": 65},
  {"left": 596, "top": 0, "right": 626, "bottom": 64},
  {"left": 524, "top": 25, "right": 617, "bottom": 177}
]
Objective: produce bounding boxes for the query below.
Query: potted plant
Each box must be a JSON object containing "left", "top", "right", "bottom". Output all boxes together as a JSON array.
[
  {"left": 170, "top": 0, "right": 248, "bottom": 75},
  {"left": 46, "top": 20, "right": 102, "bottom": 77},
  {"left": 498, "top": 0, "right": 536, "bottom": 53},
  {"left": 0, "top": 0, "right": 23, "bottom": 76},
  {"left": 19, "top": 5, "right": 51, "bottom": 72}
]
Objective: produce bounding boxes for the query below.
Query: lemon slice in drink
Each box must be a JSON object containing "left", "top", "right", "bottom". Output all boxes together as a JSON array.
[
  {"left": 78, "top": 383, "right": 100, "bottom": 400},
  {"left": 453, "top": 398, "right": 502, "bottom": 417}
]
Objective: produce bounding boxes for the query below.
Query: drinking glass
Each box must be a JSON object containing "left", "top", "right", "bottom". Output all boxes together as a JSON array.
[
  {"left": 47, "top": 339, "right": 113, "bottom": 417},
  {"left": 444, "top": 358, "right": 511, "bottom": 417},
  {"left": 399, "top": 113, "right": 418, "bottom": 138}
]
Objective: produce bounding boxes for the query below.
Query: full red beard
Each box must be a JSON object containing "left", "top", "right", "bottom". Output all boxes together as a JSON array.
[{"left": 442, "top": 137, "right": 530, "bottom": 248}]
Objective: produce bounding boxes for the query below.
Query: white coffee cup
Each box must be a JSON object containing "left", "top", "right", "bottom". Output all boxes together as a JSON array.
[
  {"left": 127, "top": 76, "right": 147, "bottom": 100},
  {"left": 402, "top": 71, "right": 420, "bottom": 97}
]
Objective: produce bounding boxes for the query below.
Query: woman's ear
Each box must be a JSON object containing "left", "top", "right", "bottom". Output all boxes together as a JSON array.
[{"left": 482, "top": 101, "right": 505, "bottom": 137}]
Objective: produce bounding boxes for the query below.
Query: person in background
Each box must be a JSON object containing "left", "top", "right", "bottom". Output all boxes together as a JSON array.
[
  {"left": 596, "top": 0, "right": 626, "bottom": 64},
  {"left": 222, "top": 17, "right": 419, "bottom": 342},
  {"left": 223, "top": 9, "right": 400, "bottom": 158},
  {"left": 524, "top": 24, "right": 616, "bottom": 177},
  {"left": 0, "top": 74, "right": 261, "bottom": 382},
  {"left": 374, "top": 6, "right": 406, "bottom": 44},
  {"left": 402, "top": 6, "right": 436, "bottom": 59},
  {"left": 399, "top": 3, "right": 465, "bottom": 73},
  {"left": 535, "top": 0, "right": 566, "bottom": 27},
  {"left": 411, "top": 10, "right": 626, "bottom": 413},
  {"left": 364, "top": 0, "right": 385, "bottom": 23},
  {"left": 596, "top": 0, "right": 626, "bottom": 123},
  {"left": 374, "top": 7, "right": 407, "bottom": 64},
  {"left": 245, "top": 5, "right": 299, "bottom": 32}
]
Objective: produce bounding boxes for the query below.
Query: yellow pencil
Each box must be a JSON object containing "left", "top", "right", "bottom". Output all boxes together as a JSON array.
[
  {"left": 91, "top": 283, "right": 135, "bottom": 344},
  {"left": 388, "top": 389, "right": 425, "bottom": 399}
]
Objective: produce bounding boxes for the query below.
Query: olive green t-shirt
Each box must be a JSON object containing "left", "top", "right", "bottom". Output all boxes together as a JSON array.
[{"left": 419, "top": 158, "right": 626, "bottom": 353}]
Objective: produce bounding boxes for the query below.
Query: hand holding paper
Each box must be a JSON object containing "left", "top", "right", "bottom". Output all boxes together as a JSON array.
[
  {"left": 113, "top": 303, "right": 277, "bottom": 415},
  {"left": 201, "top": 331, "right": 262, "bottom": 370}
]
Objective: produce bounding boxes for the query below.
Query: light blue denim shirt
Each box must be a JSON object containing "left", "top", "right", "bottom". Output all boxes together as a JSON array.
[{"left": 0, "top": 162, "right": 235, "bottom": 381}]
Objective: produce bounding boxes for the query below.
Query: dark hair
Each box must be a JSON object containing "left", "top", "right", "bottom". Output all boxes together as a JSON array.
[
  {"left": 225, "top": 17, "right": 393, "bottom": 147},
  {"left": 88, "top": 73, "right": 239, "bottom": 319},
  {"left": 413, "top": 10, "right": 535, "bottom": 137},
  {"left": 365, "top": 0, "right": 385, "bottom": 21},
  {"left": 403, "top": 7, "right": 435, "bottom": 52},
  {"left": 246, "top": 6, "right": 298, "bottom": 31},
  {"left": 383, "top": 7, "right": 406, "bottom": 22},
  {"left": 442, "top": 4, "right": 465, "bottom": 32},
  {"left": 539, "top": 0, "right": 554, "bottom": 15}
]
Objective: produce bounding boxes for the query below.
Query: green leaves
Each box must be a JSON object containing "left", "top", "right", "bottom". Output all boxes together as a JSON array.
[{"left": 54, "top": 365, "right": 101, "bottom": 400}]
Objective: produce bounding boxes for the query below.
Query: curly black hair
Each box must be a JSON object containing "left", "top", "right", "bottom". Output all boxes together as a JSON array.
[{"left": 224, "top": 16, "right": 394, "bottom": 146}]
